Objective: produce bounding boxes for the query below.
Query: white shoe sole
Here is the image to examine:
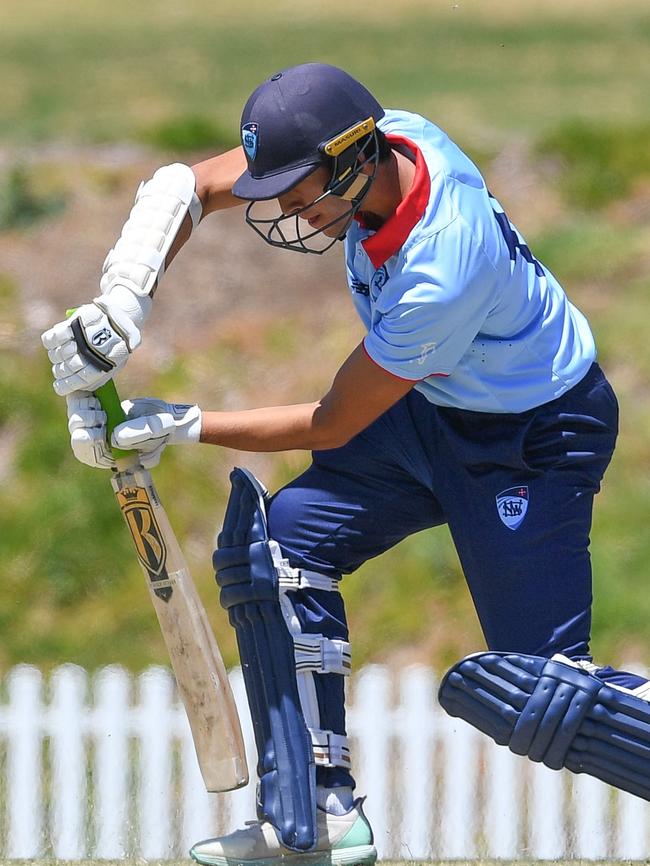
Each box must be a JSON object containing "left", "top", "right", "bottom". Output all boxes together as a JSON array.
[{"left": 190, "top": 843, "right": 377, "bottom": 866}]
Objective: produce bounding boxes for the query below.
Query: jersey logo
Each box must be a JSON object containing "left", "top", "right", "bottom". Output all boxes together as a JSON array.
[
  {"left": 370, "top": 265, "right": 388, "bottom": 300},
  {"left": 350, "top": 278, "right": 369, "bottom": 296},
  {"left": 241, "top": 122, "right": 259, "bottom": 161},
  {"left": 496, "top": 486, "right": 529, "bottom": 530},
  {"left": 417, "top": 341, "right": 437, "bottom": 365}
]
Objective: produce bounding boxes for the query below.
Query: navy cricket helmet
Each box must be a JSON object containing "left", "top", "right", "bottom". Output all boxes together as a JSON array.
[
  {"left": 233, "top": 63, "right": 386, "bottom": 253},
  {"left": 233, "top": 62, "right": 384, "bottom": 200}
]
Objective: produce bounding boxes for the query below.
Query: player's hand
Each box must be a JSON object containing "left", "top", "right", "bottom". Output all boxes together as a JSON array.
[
  {"left": 66, "top": 391, "right": 116, "bottom": 469},
  {"left": 112, "top": 398, "right": 202, "bottom": 460},
  {"left": 41, "top": 296, "right": 144, "bottom": 397},
  {"left": 66, "top": 392, "right": 167, "bottom": 470}
]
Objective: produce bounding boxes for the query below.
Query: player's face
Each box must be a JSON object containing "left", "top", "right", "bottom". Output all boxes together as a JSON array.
[{"left": 277, "top": 167, "right": 352, "bottom": 237}]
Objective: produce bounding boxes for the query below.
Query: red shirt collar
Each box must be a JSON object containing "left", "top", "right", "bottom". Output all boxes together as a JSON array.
[{"left": 360, "top": 134, "right": 431, "bottom": 270}]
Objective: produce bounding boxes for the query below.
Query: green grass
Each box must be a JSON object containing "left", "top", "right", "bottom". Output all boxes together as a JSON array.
[
  {"left": 0, "top": 164, "right": 67, "bottom": 230},
  {"left": 533, "top": 218, "right": 645, "bottom": 286},
  {"left": 3, "top": 0, "right": 650, "bottom": 673},
  {"left": 1, "top": 0, "right": 649, "bottom": 149},
  {"left": 538, "top": 121, "right": 650, "bottom": 209},
  {"left": 140, "top": 115, "right": 239, "bottom": 155}
]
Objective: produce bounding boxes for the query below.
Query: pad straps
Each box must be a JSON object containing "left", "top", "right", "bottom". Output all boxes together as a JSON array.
[
  {"left": 311, "top": 730, "right": 352, "bottom": 769},
  {"left": 270, "top": 541, "right": 353, "bottom": 770},
  {"left": 294, "top": 636, "right": 352, "bottom": 676}
]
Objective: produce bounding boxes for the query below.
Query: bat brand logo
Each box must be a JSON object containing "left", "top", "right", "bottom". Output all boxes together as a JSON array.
[
  {"left": 91, "top": 327, "right": 112, "bottom": 347},
  {"left": 116, "top": 486, "right": 172, "bottom": 600},
  {"left": 241, "top": 122, "right": 259, "bottom": 161},
  {"left": 496, "top": 486, "right": 529, "bottom": 530}
]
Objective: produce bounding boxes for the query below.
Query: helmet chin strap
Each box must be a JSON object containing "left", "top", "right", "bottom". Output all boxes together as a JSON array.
[
  {"left": 337, "top": 173, "right": 372, "bottom": 203},
  {"left": 327, "top": 173, "right": 373, "bottom": 243}
]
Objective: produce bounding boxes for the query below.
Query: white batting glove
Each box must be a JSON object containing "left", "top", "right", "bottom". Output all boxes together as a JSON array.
[
  {"left": 41, "top": 292, "right": 149, "bottom": 397},
  {"left": 66, "top": 392, "right": 180, "bottom": 470},
  {"left": 113, "top": 398, "right": 202, "bottom": 461},
  {"left": 66, "top": 392, "right": 116, "bottom": 469}
]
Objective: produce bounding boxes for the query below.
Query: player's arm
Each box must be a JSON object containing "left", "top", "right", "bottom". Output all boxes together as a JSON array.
[
  {"left": 199, "top": 343, "right": 415, "bottom": 451},
  {"left": 74, "top": 343, "right": 414, "bottom": 470},
  {"left": 41, "top": 147, "right": 248, "bottom": 397},
  {"left": 163, "top": 147, "right": 248, "bottom": 266},
  {"left": 65, "top": 343, "right": 416, "bottom": 468},
  {"left": 192, "top": 146, "right": 248, "bottom": 215}
]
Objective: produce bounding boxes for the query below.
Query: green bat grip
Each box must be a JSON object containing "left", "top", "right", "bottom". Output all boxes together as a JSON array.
[
  {"left": 65, "top": 307, "right": 132, "bottom": 461},
  {"left": 95, "top": 379, "right": 133, "bottom": 461}
]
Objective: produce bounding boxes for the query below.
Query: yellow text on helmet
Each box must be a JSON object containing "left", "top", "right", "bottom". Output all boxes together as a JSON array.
[{"left": 323, "top": 117, "right": 376, "bottom": 157}]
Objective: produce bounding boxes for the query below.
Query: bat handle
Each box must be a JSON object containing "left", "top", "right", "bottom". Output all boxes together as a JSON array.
[
  {"left": 95, "top": 379, "right": 134, "bottom": 462},
  {"left": 65, "top": 307, "right": 134, "bottom": 463}
]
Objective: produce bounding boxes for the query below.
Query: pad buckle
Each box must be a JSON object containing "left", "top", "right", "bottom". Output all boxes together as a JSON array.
[
  {"left": 276, "top": 562, "right": 340, "bottom": 593},
  {"left": 310, "top": 730, "right": 351, "bottom": 768},
  {"left": 294, "top": 636, "right": 352, "bottom": 675}
]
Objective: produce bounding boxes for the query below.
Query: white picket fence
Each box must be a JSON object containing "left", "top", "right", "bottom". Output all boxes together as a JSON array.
[{"left": 1, "top": 663, "right": 650, "bottom": 860}]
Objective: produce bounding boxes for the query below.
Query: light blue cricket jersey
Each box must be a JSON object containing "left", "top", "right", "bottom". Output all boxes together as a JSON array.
[{"left": 344, "top": 109, "right": 596, "bottom": 413}]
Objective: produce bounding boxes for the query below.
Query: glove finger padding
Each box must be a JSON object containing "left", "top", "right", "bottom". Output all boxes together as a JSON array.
[
  {"left": 41, "top": 318, "right": 75, "bottom": 350},
  {"left": 66, "top": 392, "right": 113, "bottom": 469},
  {"left": 47, "top": 340, "right": 79, "bottom": 365},
  {"left": 56, "top": 368, "right": 107, "bottom": 397},
  {"left": 70, "top": 426, "right": 116, "bottom": 470},
  {"left": 67, "top": 392, "right": 104, "bottom": 428}
]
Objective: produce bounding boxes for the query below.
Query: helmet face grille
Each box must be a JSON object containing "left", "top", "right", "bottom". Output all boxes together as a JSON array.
[{"left": 243, "top": 128, "right": 381, "bottom": 255}]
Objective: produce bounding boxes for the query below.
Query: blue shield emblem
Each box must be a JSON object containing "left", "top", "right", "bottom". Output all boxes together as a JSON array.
[
  {"left": 496, "top": 486, "right": 529, "bottom": 531},
  {"left": 241, "top": 122, "right": 259, "bottom": 160}
]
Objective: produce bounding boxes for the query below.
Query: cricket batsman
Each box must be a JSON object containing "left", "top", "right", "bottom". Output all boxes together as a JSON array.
[{"left": 42, "top": 63, "right": 650, "bottom": 864}]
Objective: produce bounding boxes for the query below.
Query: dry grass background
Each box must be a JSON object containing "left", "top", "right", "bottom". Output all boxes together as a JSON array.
[{"left": 1, "top": 0, "right": 650, "bottom": 671}]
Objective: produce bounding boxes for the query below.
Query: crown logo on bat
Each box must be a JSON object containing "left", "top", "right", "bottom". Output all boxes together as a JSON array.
[{"left": 119, "top": 487, "right": 141, "bottom": 502}]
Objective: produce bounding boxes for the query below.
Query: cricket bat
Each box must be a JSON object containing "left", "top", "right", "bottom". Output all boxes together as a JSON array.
[{"left": 95, "top": 378, "right": 248, "bottom": 792}]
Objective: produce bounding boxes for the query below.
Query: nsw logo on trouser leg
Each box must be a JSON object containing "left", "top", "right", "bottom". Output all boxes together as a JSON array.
[{"left": 496, "top": 486, "right": 529, "bottom": 530}]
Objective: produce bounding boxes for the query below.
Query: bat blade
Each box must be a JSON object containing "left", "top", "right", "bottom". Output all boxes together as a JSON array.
[{"left": 111, "top": 463, "right": 248, "bottom": 792}]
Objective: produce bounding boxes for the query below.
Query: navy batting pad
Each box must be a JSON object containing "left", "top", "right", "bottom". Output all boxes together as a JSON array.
[
  {"left": 215, "top": 468, "right": 317, "bottom": 851},
  {"left": 439, "top": 652, "right": 650, "bottom": 801}
]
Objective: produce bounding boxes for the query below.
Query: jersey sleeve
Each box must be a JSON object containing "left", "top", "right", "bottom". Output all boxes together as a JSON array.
[{"left": 363, "top": 216, "right": 499, "bottom": 380}]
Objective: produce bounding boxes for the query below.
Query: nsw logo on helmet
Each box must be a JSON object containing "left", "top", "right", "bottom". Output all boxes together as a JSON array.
[{"left": 241, "top": 122, "right": 259, "bottom": 161}]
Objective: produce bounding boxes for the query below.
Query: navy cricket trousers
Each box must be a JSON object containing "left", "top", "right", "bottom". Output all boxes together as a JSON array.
[{"left": 267, "top": 362, "right": 619, "bottom": 788}]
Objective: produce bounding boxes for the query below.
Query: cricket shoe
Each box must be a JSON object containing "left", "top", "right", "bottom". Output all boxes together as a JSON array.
[{"left": 190, "top": 798, "right": 376, "bottom": 866}]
